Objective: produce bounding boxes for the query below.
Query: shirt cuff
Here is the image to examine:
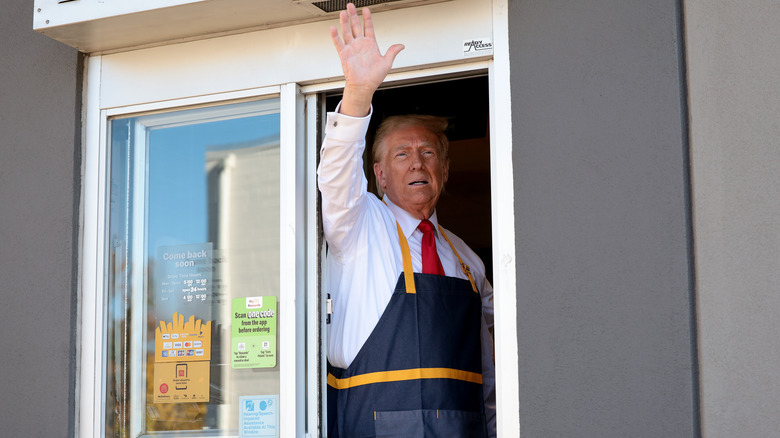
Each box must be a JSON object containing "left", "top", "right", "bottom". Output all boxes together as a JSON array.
[{"left": 324, "top": 102, "right": 373, "bottom": 142}]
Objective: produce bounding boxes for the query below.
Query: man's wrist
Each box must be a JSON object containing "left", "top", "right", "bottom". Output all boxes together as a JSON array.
[
  {"left": 325, "top": 103, "right": 372, "bottom": 141},
  {"left": 339, "top": 86, "right": 375, "bottom": 117}
]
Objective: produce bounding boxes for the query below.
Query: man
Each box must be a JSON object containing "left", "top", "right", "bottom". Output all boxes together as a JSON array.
[{"left": 318, "top": 4, "right": 495, "bottom": 437}]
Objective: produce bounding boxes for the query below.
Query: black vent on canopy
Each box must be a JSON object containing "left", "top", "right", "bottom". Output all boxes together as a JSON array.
[{"left": 312, "top": 0, "right": 403, "bottom": 13}]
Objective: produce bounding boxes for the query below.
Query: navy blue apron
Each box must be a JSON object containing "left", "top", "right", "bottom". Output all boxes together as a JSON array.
[{"left": 328, "top": 222, "right": 487, "bottom": 438}]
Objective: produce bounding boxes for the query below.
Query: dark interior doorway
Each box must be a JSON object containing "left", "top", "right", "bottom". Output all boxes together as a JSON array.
[{"left": 325, "top": 74, "right": 492, "bottom": 281}]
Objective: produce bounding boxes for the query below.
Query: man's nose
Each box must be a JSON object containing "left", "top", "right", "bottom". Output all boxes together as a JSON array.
[{"left": 409, "top": 151, "right": 425, "bottom": 169}]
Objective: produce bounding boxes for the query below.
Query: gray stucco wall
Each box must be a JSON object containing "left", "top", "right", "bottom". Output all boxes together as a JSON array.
[
  {"left": 685, "top": 2, "right": 780, "bottom": 437},
  {"left": 507, "top": 1, "right": 697, "bottom": 436},
  {"left": 0, "top": 0, "right": 81, "bottom": 436}
]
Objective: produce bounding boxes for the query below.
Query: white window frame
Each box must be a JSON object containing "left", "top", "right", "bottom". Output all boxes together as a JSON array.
[
  {"left": 488, "top": 1, "right": 521, "bottom": 436},
  {"left": 77, "top": 1, "right": 518, "bottom": 437},
  {"left": 80, "top": 75, "right": 305, "bottom": 437},
  {"left": 300, "top": 57, "right": 518, "bottom": 438}
]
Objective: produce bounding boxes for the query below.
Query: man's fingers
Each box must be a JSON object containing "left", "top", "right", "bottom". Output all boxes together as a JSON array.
[
  {"left": 362, "top": 7, "right": 375, "bottom": 39},
  {"left": 330, "top": 26, "right": 345, "bottom": 52},
  {"left": 384, "top": 43, "right": 405, "bottom": 66},
  {"left": 348, "top": 4, "right": 363, "bottom": 38},
  {"left": 339, "top": 10, "right": 353, "bottom": 43}
]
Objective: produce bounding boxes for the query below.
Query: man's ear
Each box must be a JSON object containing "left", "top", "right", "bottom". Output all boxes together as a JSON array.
[
  {"left": 373, "top": 162, "right": 385, "bottom": 188},
  {"left": 443, "top": 159, "right": 450, "bottom": 184}
]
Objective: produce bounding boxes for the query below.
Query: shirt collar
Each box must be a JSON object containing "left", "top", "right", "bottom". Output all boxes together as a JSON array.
[{"left": 383, "top": 195, "right": 439, "bottom": 239}]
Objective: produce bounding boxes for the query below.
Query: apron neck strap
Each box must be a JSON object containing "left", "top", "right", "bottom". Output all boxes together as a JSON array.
[
  {"left": 438, "top": 225, "right": 479, "bottom": 293},
  {"left": 396, "top": 222, "right": 417, "bottom": 294}
]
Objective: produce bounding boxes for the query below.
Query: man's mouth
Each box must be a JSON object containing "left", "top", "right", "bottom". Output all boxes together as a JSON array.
[{"left": 409, "top": 180, "right": 428, "bottom": 186}]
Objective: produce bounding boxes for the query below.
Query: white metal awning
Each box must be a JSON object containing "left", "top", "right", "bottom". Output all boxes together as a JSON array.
[{"left": 34, "top": 0, "right": 449, "bottom": 53}]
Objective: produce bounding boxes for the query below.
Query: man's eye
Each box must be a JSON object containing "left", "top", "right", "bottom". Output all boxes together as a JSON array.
[{"left": 396, "top": 152, "right": 407, "bottom": 158}]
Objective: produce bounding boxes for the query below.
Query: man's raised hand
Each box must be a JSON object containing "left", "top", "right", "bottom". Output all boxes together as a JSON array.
[{"left": 330, "top": 3, "right": 404, "bottom": 117}]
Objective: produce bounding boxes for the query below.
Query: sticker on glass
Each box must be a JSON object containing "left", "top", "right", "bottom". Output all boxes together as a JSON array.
[
  {"left": 232, "top": 296, "right": 277, "bottom": 368},
  {"left": 239, "top": 395, "right": 279, "bottom": 437}
]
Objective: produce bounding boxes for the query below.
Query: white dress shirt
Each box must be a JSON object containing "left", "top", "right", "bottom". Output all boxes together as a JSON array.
[{"left": 317, "top": 106, "right": 496, "bottom": 434}]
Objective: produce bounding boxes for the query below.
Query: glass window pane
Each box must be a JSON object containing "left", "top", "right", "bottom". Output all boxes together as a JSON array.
[{"left": 105, "top": 98, "right": 281, "bottom": 437}]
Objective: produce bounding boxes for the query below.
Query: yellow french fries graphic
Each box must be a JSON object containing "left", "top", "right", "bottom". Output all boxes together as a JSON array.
[{"left": 154, "top": 312, "right": 212, "bottom": 362}]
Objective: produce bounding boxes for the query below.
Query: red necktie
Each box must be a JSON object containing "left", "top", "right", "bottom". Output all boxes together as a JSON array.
[{"left": 418, "top": 220, "right": 445, "bottom": 275}]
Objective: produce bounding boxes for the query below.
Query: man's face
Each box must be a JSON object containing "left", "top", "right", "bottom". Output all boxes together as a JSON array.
[{"left": 373, "top": 125, "right": 449, "bottom": 219}]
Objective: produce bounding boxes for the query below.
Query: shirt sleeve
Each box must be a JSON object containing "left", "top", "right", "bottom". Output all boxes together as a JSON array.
[
  {"left": 481, "top": 286, "right": 497, "bottom": 437},
  {"left": 316, "top": 106, "right": 373, "bottom": 259},
  {"left": 478, "top": 270, "right": 496, "bottom": 437}
]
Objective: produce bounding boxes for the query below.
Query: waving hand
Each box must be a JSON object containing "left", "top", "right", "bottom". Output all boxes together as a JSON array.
[{"left": 330, "top": 3, "right": 404, "bottom": 117}]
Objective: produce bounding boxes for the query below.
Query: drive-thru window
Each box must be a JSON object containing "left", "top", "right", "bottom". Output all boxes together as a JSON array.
[{"left": 50, "top": 0, "right": 518, "bottom": 435}]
